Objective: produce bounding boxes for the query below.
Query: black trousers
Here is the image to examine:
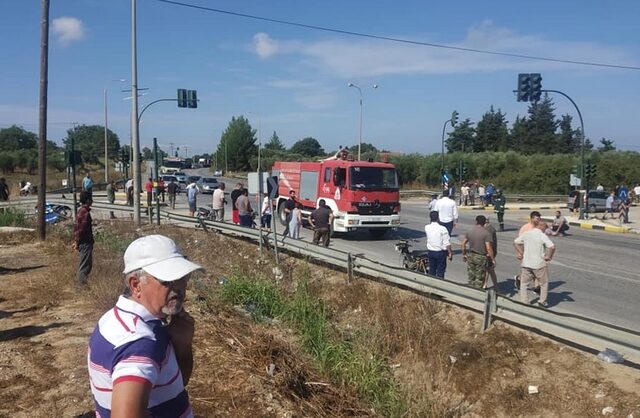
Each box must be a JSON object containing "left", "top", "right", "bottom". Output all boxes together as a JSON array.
[{"left": 77, "top": 243, "right": 93, "bottom": 285}]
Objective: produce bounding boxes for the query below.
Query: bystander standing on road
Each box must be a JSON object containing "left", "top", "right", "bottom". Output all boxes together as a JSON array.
[
  {"left": 230, "top": 183, "right": 244, "bottom": 225},
  {"left": 469, "top": 182, "right": 476, "bottom": 206},
  {"left": 428, "top": 194, "right": 438, "bottom": 213},
  {"left": 186, "top": 181, "right": 199, "bottom": 217},
  {"left": 82, "top": 172, "right": 93, "bottom": 196},
  {"left": 461, "top": 183, "right": 470, "bottom": 206},
  {"left": 260, "top": 192, "right": 272, "bottom": 231},
  {"left": 309, "top": 199, "right": 334, "bottom": 247},
  {"left": 493, "top": 189, "right": 506, "bottom": 231},
  {"left": 125, "top": 178, "right": 134, "bottom": 206},
  {"left": 596, "top": 183, "right": 604, "bottom": 192},
  {"left": 167, "top": 178, "right": 179, "bottom": 210},
  {"left": 0, "top": 177, "right": 10, "bottom": 202},
  {"left": 281, "top": 190, "right": 297, "bottom": 239},
  {"left": 424, "top": 211, "right": 452, "bottom": 278},
  {"left": 87, "top": 234, "right": 201, "bottom": 417},
  {"left": 106, "top": 179, "right": 116, "bottom": 219},
  {"left": 478, "top": 184, "right": 486, "bottom": 207},
  {"left": 633, "top": 183, "right": 640, "bottom": 204},
  {"left": 145, "top": 177, "right": 153, "bottom": 207},
  {"left": 434, "top": 191, "right": 458, "bottom": 236},
  {"left": 157, "top": 177, "right": 166, "bottom": 203},
  {"left": 211, "top": 182, "right": 226, "bottom": 221},
  {"left": 73, "top": 191, "right": 94, "bottom": 287},
  {"left": 236, "top": 188, "right": 253, "bottom": 227},
  {"left": 288, "top": 202, "right": 303, "bottom": 238},
  {"left": 519, "top": 211, "right": 542, "bottom": 236},
  {"left": 484, "top": 218, "right": 498, "bottom": 288},
  {"left": 514, "top": 222, "right": 555, "bottom": 308},
  {"left": 461, "top": 215, "right": 495, "bottom": 289},
  {"left": 602, "top": 192, "right": 615, "bottom": 220}
]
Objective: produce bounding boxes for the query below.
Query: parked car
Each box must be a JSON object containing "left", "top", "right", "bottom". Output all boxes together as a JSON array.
[
  {"left": 174, "top": 171, "right": 187, "bottom": 184},
  {"left": 568, "top": 190, "right": 621, "bottom": 213},
  {"left": 199, "top": 177, "right": 220, "bottom": 194},
  {"left": 213, "top": 169, "right": 223, "bottom": 176},
  {"left": 187, "top": 175, "right": 202, "bottom": 185}
]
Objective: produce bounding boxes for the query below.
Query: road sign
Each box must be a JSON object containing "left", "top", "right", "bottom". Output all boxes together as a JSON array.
[
  {"left": 267, "top": 176, "right": 279, "bottom": 199},
  {"left": 570, "top": 174, "right": 582, "bottom": 187}
]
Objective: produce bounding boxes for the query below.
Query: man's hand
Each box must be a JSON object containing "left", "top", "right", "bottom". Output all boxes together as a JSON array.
[{"left": 71, "top": 241, "right": 78, "bottom": 251}]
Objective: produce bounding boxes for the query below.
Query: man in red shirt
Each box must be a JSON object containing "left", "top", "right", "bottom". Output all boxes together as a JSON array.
[
  {"left": 73, "top": 191, "right": 94, "bottom": 286},
  {"left": 145, "top": 177, "right": 153, "bottom": 207}
]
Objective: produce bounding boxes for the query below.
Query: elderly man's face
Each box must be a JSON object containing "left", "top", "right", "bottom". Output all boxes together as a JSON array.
[{"left": 138, "top": 274, "right": 188, "bottom": 318}]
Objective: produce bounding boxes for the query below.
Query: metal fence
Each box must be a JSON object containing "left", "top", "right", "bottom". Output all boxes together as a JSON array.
[{"left": 3, "top": 197, "right": 639, "bottom": 364}]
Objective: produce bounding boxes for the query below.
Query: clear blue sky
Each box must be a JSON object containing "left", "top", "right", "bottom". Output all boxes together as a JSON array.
[{"left": 1, "top": 0, "right": 639, "bottom": 156}]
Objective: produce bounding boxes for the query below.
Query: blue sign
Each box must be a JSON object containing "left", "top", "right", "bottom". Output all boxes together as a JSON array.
[{"left": 618, "top": 187, "right": 628, "bottom": 200}]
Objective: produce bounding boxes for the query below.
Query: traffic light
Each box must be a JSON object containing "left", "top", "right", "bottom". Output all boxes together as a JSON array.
[
  {"left": 572, "top": 164, "right": 583, "bottom": 178},
  {"left": 177, "top": 89, "right": 188, "bottom": 108},
  {"left": 451, "top": 110, "right": 459, "bottom": 126},
  {"left": 187, "top": 90, "right": 198, "bottom": 108},
  {"left": 517, "top": 73, "right": 531, "bottom": 102},
  {"left": 530, "top": 73, "right": 542, "bottom": 102},
  {"left": 585, "top": 163, "right": 597, "bottom": 179},
  {"left": 462, "top": 165, "right": 468, "bottom": 178}
]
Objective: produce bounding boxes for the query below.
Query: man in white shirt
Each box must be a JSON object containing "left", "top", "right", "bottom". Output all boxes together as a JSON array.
[
  {"left": 424, "top": 211, "right": 452, "bottom": 278},
  {"left": 211, "top": 182, "right": 226, "bottom": 221},
  {"left": 603, "top": 192, "right": 615, "bottom": 220},
  {"left": 433, "top": 192, "right": 458, "bottom": 236},
  {"left": 513, "top": 222, "right": 556, "bottom": 307},
  {"left": 428, "top": 194, "right": 438, "bottom": 213},
  {"left": 461, "top": 183, "right": 470, "bottom": 206},
  {"left": 634, "top": 184, "right": 640, "bottom": 204}
]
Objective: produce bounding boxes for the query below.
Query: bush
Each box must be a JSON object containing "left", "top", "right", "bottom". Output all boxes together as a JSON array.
[{"left": 0, "top": 207, "right": 27, "bottom": 227}]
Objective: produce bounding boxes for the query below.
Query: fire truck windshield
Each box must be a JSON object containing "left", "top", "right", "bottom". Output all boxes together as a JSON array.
[{"left": 349, "top": 166, "right": 399, "bottom": 190}]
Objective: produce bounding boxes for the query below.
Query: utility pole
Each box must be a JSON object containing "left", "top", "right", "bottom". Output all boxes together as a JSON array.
[
  {"left": 104, "top": 88, "right": 109, "bottom": 182},
  {"left": 37, "top": 0, "right": 50, "bottom": 241},
  {"left": 130, "top": 0, "right": 141, "bottom": 225}
]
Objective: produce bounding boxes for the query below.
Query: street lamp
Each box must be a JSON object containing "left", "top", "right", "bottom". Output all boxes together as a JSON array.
[
  {"left": 441, "top": 110, "right": 459, "bottom": 173},
  {"left": 104, "top": 79, "right": 126, "bottom": 182},
  {"left": 347, "top": 82, "right": 378, "bottom": 160}
]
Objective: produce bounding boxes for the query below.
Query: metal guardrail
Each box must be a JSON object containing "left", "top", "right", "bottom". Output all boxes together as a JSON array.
[
  {"left": 3, "top": 198, "right": 639, "bottom": 364},
  {"left": 400, "top": 190, "right": 566, "bottom": 202}
]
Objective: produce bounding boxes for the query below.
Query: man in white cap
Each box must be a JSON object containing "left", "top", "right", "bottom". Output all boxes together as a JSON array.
[{"left": 87, "top": 234, "right": 202, "bottom": 417}]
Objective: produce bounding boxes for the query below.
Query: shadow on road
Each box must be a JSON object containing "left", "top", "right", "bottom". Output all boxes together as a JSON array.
[
  {"left": 0, "top": 306, "right": 38, "bottom": 320},
  {"left": 0, "top": 322, "right": 70, "bottom": 342},
  {"left": 0, "top": 264, "right": 47, "bottom": 276}
]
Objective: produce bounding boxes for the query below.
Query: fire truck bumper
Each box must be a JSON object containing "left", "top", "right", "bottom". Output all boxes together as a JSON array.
[{"left": 333, "top": 214, "right": 401, "bottom": 232}]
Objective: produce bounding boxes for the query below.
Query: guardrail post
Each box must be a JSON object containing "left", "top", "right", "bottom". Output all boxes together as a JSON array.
[
  {"left": 347, "top": 253, "right": 354, "bottom": 283},
  {"left": 482, "top": 288, "right": 496, "bottom": 331}
]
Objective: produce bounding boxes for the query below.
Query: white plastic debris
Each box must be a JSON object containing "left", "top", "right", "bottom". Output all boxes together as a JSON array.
[
  {"left": 449, "top": 355, "right": 457, "bottom": 364},
  {"left": 528, "top": 385, "right": 539, "bottom": 394},
  {"left": 597, "top": 348, "right": 624, "bottom": 364},
  {"left": 266, "top": 363, "right": 276, "bottom": 376},
  {"left": 602, "top": 406, "right": 614, "bottom": 415}
]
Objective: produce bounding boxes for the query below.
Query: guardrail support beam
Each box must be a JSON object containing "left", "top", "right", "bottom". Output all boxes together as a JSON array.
[
  {"left": 347, "top": 253, "right": 354, "bottom": 283},
  {"left": 482, "top": 288, "right": 497, "bottom": 331}
]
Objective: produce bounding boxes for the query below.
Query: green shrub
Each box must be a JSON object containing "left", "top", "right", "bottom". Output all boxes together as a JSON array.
[{"left": 0, "top": 207, "right": 27, "bottom": 227}]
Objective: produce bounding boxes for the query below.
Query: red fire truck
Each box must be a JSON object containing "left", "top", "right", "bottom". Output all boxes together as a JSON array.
[{"left": 272, "top": 153, "right": 401, "bottom": 237}]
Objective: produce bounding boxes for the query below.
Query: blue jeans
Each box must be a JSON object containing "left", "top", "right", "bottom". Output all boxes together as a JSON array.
[
  {"left": 439, "top": 220, "right": 454, "bottom": 236},
  {"left": 428, "top": 250, "right": 447, "bottom": 278}
]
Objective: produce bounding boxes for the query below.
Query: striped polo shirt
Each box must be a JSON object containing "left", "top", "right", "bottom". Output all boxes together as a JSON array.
[{"left": 87, "top": 296, "right": 193, "bottom": 418}]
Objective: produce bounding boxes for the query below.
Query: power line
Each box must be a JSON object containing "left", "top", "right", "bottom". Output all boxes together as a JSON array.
[{"left": 154, "top": 0, "right": 640, "bottom": 71}]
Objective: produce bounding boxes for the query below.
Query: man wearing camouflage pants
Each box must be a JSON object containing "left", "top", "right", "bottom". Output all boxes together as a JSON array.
[{"left": 461, "top": 215, "right": 495, "bottom": 288}]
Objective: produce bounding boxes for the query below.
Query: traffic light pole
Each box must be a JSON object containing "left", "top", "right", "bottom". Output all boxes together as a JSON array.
[{"left": 543, "top": 89, "right": 586, "bottom": 219}]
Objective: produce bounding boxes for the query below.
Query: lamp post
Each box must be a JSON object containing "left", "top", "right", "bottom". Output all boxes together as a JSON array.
[
  {"left": 347, "top": 82, "right": 378, "bottom": 160},
  {"left": 441, "top": 110, "right": 459, "bottom": 173},
  {"left": 104, "top": 79, "right": 126, "bottom": 183}
]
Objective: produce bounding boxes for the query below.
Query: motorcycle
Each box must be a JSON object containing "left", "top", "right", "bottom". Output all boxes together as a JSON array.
[
  {"left": 394, "top": 239, "right": 429, "bottom": 274},
  {"left": 38, "top": 203, "right": 73, "bottom": 224},
  {"left": 19, "top": 182, "right": 37, "bottom": 196}
]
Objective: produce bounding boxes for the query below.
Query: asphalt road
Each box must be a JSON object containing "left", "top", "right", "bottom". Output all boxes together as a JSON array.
[{"left": 175, "top": 169, "right": 640, "bottom": 331}]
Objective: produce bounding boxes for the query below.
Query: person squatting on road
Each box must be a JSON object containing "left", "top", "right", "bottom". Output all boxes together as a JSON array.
[
  {"left": 514, "top": 222, "right": 556, "bottom": 308},
  {"left": 461, "top": 215, "right": 495, "bottom": 289},
  {"left": 550, "top": 210, "right": 569, "bottom": 236},
  {"left": 87, "top": 234, "right": 201, "bottom": 417},
  {"left": 73, "top": 191, "right": 94, "bottom": 286},
  {"left": 424, "top": 210, "right": 452, "bottom": 278},
  {"left": 492, "top": 189, "right": 506, "bottom": 231},
  {"left": 211, "top": 182, "right": 226, "bottom": 221},
  {"left": 309, "top": 199, "right": 334, "bottom": 247},
  {"left": 434, "top": 191, "right": 458, "bottom": 236}
]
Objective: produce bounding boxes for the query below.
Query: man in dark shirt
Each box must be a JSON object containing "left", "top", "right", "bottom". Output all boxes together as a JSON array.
[
  {"left": 461, "top": 215, "right": 495, "bottom": 288},
  {"left": 309, "top": 199, "right": 334, "bottom": 247},
  {"left": 167, "top": 179, "right": 179, "bottom": 210},
  {"left": 281, "top": 190, "right": 297, "bottom": 239},
  {"left": 230, "top": 183, "right": 244, "bottom": 225},
  {"left": 73, "top": 191, "right": 95, "bottom": 286}
]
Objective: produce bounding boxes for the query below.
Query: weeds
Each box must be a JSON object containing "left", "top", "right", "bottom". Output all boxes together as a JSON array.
[
  {"left": 216, "top": 272, "right": 408, "bottom": 417},
  {"left": 0, "top": 207, "right": 28, "bottom": 227}
]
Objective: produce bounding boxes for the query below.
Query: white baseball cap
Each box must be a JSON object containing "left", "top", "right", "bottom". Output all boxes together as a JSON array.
[{"left": 123, "top": 235, "right": 202, "bottom": 282}]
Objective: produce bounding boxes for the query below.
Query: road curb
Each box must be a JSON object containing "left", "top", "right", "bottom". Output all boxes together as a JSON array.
[{"left": 541, "top": 216, "right": 631, "bottom": 234}]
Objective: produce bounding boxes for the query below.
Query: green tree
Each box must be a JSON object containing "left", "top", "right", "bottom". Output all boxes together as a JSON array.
[
  {"left": 0, "top": 125, "right": 38, "bottom": 151},
  {"left": 216, "top": 116, "right": 257, "bottom": 171},
  {"left": 63, "top": 124, "right": 120, "bottom": 165},
  {"left": 290, "top": 137, "right": 325, "bottom": 157},
  {"left": 0, "top": 152, "right": 17, "bottom": 174},
  {"left": 264, "top": 131, "right": 286, "bottom": 151},
  {"left": 524, "top": 96, "right": 559, "bottom": 154},
  {"left": 597, "top": 138, "right": 616, "bottom": 152},
  {"left": 558, "top": 114, "right": 580, "bottom": 154},
  {"left": 474, "top": 106, "right": 509, "bottom": 152},
  {"left": 445, "top": 118, "right": 475, "bottom": 152}
]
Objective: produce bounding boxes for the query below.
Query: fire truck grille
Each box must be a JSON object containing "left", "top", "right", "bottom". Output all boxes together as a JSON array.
[{"left": 354, "top": 202, "right": 396, "bottom": 216}]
